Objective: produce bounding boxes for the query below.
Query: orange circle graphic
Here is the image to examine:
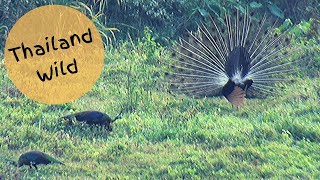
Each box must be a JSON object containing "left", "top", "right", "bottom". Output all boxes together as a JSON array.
[{"left": 4, "top": 5, "right": 104, "bottom": 104}]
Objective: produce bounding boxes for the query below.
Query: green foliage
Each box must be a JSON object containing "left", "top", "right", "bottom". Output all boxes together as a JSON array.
[
  {"left": 102, "top": 27, "right": 168, "bottom": 113},
  {"left": 289, "top": 19, "right": 320, "bottom": 77},
  {"left": 101, "top": 0, "right": 320, "bottom": 44},
  {"left": 267, "top": 3, "right": 284, "bottom": 19}
]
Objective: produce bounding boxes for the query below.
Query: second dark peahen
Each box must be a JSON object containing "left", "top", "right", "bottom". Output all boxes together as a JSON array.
[
  {"left": 18, "top": 151, "right": 64, "bottom": 169},
  {"left": 62, "top": 110, "right": 122, "bottom": 131}
]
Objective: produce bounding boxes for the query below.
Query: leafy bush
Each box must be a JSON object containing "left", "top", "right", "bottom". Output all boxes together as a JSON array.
[
  {"left": 289, "top": 19, "right": 320, "bottom": 77},
  {"left": 103, "top": 0, "right": 320, "bottom": 44}
]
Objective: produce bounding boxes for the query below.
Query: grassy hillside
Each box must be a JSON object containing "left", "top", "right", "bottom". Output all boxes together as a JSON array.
[{"left": 0, "top": 29, "right": 320, "bottom": 179}]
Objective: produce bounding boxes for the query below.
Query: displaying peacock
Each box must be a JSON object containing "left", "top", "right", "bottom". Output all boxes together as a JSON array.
[
  {"left": 168, "top": 9, "right": 303, "bottom": 108},
  {"left": 18, "top": 151, "right": 64, "bottom": 169},
  {"left": 62, "top": 110, "right": 123, "bottom": 131}
]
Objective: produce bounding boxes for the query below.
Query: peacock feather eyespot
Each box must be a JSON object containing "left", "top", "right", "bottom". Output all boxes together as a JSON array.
[{"left": 168, "top": 8, "right": 302, "bottom": 108}]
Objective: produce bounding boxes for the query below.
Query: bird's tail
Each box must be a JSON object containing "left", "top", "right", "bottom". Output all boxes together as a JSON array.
[
  {"left": 112, "top": 110, "right": 123, "bottom": 122},
  {"left": 50, "top": 157, "right": 65, "bottom": 165},
  {"left": 43, "top": 152, "right": 65, "bottom": 165}
]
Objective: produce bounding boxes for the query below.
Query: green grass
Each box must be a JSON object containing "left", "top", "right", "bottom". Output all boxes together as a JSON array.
[{"left": 0, "top": 30, "right": 320, "bottom": 179}]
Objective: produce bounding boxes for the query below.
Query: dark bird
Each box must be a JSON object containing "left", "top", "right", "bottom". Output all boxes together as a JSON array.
[
  {"left": 168, "top": 9, "right": 302, "bottom": 108},
  {"left": 62, "top": 110, "right": 123, "bottom": 131},
  {"left": 18, "top": 151, "right": 64, "bottom": 169}
]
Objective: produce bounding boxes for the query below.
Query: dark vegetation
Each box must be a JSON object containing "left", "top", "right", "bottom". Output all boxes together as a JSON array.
[{"left": 0, "top": 0, "right": 320, "bottom": 48}]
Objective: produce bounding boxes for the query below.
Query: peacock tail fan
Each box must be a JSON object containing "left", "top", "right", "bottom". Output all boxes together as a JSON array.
[{"left": 167, "top": 8, "right": 304, "bottom": 108}]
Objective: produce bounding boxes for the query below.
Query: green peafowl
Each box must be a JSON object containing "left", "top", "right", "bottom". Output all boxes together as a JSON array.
[
  {"left": 168, "top": 9, "right": 304, "bottom": 108},
  {"left": 18, "top": 151, "right": 64, "bottom": 169},
  {"left": 62, "top": 110, "right": 123, "bottom": 131}
]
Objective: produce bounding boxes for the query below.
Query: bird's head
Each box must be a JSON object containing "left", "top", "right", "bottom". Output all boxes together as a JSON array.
[{"left": 17, "top": 157, "right": 26, "bottom": 167}]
